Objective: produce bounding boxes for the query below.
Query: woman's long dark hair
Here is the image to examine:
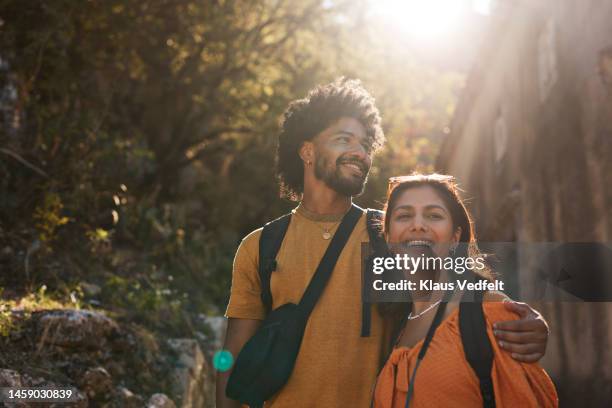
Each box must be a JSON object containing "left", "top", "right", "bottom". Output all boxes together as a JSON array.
[{"left": 378, "top": 173, "right": 494, "bottom": 319}]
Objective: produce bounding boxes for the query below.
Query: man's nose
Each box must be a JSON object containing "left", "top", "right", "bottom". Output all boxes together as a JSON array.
[{"left": 348, "top": 142, "right": 369, "bottom": 162}]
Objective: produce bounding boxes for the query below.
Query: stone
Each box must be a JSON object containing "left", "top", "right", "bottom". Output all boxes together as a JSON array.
[
  {"left": 147, "top": 393, "right": 176, "bottom": 408},
  {"left": 0, "top": 368, "right": 27, "bottom": 408},
  {"left": 33, "top": 309, "right": 120, "bottom": 350},
  {"left": 166, "top": 339, "right": 207, "bottom": 407},
  {"left": 115, "top": 386, "right": 143, "bottom": 408},
  {"left": 199, "top": 316, "right": 227, "bottom": 351},
  {"left": 79, "top": 366, "right": 113, "bottom": 400},
  {"left": 0, "top": 369, "right": 25, "bottom": 408},
  {"left": 0, "top": 368, "right": 22, "bottom": 387}
]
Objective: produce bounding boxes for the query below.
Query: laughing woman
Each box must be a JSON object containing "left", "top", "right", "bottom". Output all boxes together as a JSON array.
[{"left": 372, "top": 174, "right": 558, "bottom": 408}]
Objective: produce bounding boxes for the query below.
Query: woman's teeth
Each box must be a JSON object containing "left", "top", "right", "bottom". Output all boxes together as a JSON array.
[{"left": 403, "top": 240, "right": 433, "bottom": 248}]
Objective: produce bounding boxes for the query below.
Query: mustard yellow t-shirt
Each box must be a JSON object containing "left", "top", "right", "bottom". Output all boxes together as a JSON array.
[{"left": 226, "top": 204, "right": 389, "bottom": 407}]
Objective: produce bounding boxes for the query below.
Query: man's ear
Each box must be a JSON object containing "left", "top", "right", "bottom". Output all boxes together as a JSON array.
[{"left": 299, "top": 141, "right": 314, "bottom": 165}]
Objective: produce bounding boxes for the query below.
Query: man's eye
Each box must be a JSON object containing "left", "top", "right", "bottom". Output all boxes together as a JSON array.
[
  {"left": 396, "top": 214, "right": 411, "bottom": 220},
  {"left": 337, "top": 137, "right": 350, "bottom": 143}
]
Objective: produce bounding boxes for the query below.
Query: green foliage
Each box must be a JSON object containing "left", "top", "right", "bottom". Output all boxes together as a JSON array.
[
  {"left": 102, "top": 274, "right": 187, "bottom": 333},
  {"left": 0, "top": 288, "right": 13, "bottom": 337},
  {"left": 0, "top": 284, "right": 82, "bottom": 336},
  {"left": 0, "top": 0, "right": 464, "bottom": 340},
  {"left": 33, "top": 193, "right": 70, "bottom": 243}
]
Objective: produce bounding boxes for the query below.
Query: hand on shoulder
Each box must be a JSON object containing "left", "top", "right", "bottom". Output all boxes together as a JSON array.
[{"left": 483, "top": 290, "right": 511, "bottom": 303}]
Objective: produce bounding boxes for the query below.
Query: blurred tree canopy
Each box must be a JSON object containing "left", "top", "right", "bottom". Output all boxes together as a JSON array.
[{"left": 0, "top": 0, "right": 463, "bottom": 333}]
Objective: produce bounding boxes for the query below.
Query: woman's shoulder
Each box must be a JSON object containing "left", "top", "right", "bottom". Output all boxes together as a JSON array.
[
  {"left": 450, "top": 290, "right": 514, "bottom": 320},
  {"left": 483, "top": 290, "right": 511, "bottom": 302},
  {"left": 481, "top": 291, "right": 519, "bottom": 323}
]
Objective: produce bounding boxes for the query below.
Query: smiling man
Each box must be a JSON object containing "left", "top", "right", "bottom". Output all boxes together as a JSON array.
[{"left": 216, "top": 78, "right": 550, "bottom": 407}]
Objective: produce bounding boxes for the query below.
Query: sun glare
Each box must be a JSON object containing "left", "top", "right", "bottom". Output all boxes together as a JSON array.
[{"left": 369, "top": 0, "right": 474, "bottom": 40}]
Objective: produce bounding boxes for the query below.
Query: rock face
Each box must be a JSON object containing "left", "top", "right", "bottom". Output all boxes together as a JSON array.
[
  {"left": 166, "top": 339, "right": 208, "bottom": 408},
  {"left": 436, "top": 2, "right": 612, "bottom": 405},
  {"left": 32, "top": 309, "right": 120, "bottom": 350},
  {"left": 0, "top": 308, "right": 216, "bottom": 407}
]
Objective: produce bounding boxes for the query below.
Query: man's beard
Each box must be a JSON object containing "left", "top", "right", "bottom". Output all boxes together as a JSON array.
[{"left": 314, "top": 155, "right": 369, "bottom": 197}]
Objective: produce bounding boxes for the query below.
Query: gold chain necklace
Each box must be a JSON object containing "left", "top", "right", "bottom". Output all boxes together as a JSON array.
[{"left": 297, "top": 203, "right": 351, "bottom": 240}]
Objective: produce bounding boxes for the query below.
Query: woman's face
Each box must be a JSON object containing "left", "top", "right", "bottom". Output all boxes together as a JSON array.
[{"left": 387, "top": 185, "right": 461, "bottom": 258}]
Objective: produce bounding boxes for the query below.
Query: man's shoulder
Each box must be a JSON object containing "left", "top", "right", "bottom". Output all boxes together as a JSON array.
[
  {"left": 240, "top": 227, "right": 263, "bottom": 248},
  {"left": 240, "top": 211, "right": 295, "bottom": 243},
  {"left": 239, "top": 211, "right": 293, "bottom": 249}
]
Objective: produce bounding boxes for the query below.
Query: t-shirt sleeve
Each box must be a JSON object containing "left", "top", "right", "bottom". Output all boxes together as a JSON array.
[
  {"left": 483, "top": 302, "right": 559, "bottom": 407},
  {"left": 224, "top": 228, "right": 266, "bottom": 320}
]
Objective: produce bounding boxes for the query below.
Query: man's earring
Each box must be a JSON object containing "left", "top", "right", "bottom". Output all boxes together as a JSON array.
[{"left": 306, "top": 160, "right": 312, "bottom": 166}]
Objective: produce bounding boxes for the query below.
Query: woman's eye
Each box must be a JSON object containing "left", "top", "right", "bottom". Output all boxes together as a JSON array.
[
  {"left": 427, "top": 213, "right": 443, "bottom": 220},
  {"left": 396, "top": 214, "right": 411, "bottom": 220}
]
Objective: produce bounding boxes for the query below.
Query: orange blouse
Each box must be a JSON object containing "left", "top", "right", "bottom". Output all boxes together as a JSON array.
[{"left": 373, "top": 302, "right": 558, "bottom": 408}]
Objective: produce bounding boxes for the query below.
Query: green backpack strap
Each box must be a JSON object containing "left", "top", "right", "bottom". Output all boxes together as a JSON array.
[
  {"left": 459, "top": 281, "right": 496, "bottom": 408},
  {"left": 258, "top": 213, "right": 292, "bottom": 314}
]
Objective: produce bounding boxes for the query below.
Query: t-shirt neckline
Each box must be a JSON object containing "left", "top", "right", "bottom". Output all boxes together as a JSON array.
[{"left": 294, "top": 202, "right": 351, "bottom": 223}]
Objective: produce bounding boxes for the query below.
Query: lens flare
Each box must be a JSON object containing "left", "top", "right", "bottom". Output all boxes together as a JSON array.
[{"left": 213, "top": 349, "right": 234, "bottom": 372}]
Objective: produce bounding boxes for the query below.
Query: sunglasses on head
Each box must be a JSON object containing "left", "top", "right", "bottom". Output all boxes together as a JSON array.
[{"left": 387, "top": 174, "right": 456, "bottom": 195}]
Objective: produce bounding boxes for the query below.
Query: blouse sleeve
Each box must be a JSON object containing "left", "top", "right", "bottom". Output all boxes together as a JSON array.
[{"left": 483, "top": 302, "right": 559, "bottom": 408}]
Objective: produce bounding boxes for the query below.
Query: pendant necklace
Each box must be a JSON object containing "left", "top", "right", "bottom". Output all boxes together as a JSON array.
[
  {"left": 407, "top": 299, "right": 443, "bottom": 320},
  {"left": 315, "top": 221, "right": 341, "bottom": 240},
  {"left": 297, "top": 203, "right": 350, "bottom": 240}
]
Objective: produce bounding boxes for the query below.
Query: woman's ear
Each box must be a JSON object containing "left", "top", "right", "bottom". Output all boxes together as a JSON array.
[
  {"left": 299, "top": 142, "right": 314, "bottom": 166},
  {"left": 452, "top": 227, "right": 462, "bottom": 244}
]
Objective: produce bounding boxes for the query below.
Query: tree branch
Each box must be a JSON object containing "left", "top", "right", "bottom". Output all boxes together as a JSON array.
[{"left": 0, "top": 147, "right": 49, "bottom": 178}]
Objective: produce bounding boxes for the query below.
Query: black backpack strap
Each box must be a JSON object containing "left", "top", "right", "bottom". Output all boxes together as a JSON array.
[
  {"left": 362, "top": 208, "right": 387, "bottom": 337},
  {"left": 404, "top": 288, "right": 455, "bottom": 408},
  {"left": 298, "top": 204, "right": 363, "bottom": 316},
  {"left": 459, "top": 282, "right": 496, "bottom": 408},
  {"left": 258, "top": 213, "right": 292, "bottom": 314}
]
